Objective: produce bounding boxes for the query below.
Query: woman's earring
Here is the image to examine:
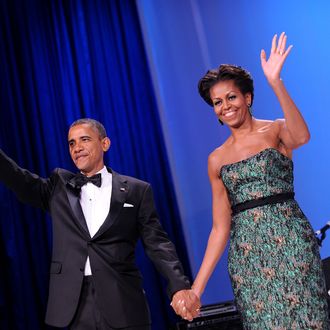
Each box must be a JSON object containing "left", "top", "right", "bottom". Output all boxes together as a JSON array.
[
  {"left": 247, "top": 104, "right": 252, "bottom": 116},
  {"left": 218, "top": 118, "right": 224, "bottom": 125}
]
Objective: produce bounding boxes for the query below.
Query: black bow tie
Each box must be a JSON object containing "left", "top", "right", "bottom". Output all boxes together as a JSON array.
[{"left": 68, "top": 173, "right": 102, "bottom": 190}]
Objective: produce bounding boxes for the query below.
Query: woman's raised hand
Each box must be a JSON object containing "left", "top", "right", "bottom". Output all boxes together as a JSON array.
[{"left": 260, "top": 32, "right": 293, "bottom": 85}]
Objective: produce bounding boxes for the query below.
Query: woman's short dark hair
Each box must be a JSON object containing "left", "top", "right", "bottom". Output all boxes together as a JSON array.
[
  {"left": 70, "top": 118, "right": 107, "bottom": 139},
  {"left": 198, "top": 64, "right": 254, "bottom": 106}
]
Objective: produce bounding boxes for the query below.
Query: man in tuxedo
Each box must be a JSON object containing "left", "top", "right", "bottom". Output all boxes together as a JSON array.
[{"left": 0, "top": 118, "right": 200, "bottom": 329}]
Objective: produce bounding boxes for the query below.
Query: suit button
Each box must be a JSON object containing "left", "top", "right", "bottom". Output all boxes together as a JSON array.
[{"left": 80, "top": 267, "right": 84, "bottom": 272}]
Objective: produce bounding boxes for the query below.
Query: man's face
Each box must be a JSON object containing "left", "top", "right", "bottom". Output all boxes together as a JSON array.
[{"left": 68, "top": 124, "right": 110, "bottom": 176}]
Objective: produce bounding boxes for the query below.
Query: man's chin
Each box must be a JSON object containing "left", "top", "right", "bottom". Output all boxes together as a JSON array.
[
  {"left": 77, "top": 167, "right": 88, "bottom": 174},
  {"left": 74, "top": 163, "right": 88, "bottom": 173},
  {"left": 74, "top": 159, "right": 86, "bottom": 169}
]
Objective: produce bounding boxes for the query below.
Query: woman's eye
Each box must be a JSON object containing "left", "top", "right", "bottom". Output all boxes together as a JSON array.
[
  {"left": 214, "top": 100, "right": 222, "bottom": 106},
  {"left": 229, "top": 95, "right": 236, "bottom": 100}
]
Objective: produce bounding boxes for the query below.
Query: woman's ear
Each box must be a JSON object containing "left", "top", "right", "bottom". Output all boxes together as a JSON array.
[{"left": 245, "top": 93, "right": 252, "bottom": 106}]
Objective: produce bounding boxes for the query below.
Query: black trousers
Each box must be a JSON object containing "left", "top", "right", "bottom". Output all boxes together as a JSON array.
[{"left": 69, "top": 276, "right": 151, "bottom": 330}]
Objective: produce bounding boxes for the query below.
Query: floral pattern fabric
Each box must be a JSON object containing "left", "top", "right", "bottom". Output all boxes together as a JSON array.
[{"left": 220, "top": 148, "right": 329, "bottom": 329}]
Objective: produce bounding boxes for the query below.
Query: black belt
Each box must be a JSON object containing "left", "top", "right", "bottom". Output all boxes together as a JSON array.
[{"left": 231, "top": 192, "right": 295, "bottom": 216}]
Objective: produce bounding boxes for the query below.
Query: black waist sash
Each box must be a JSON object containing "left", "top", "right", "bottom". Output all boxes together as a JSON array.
[{"left": 231, "top": 192, "right": 295, "bottom": 216}]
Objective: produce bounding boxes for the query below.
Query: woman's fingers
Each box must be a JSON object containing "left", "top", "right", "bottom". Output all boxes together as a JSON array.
[{"left": 271, "top": 34, "right": 277, "bottom": 54}]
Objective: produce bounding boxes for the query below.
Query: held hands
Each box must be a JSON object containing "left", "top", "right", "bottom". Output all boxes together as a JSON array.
[
  {"left": 170, "top": 289, "right": 201, "bottom": 321},
  {"left": 260, "top": 32, "right": 293, "bottom": 85}
]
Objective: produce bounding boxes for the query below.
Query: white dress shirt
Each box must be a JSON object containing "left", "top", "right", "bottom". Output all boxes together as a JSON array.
[{"left": 79, "top": 166, "right": 112, "bottom": 275}]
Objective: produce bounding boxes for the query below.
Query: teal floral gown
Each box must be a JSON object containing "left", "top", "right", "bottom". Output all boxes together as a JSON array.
[{"left": 220, "top": 148, "right": 329, "bottom": 329}]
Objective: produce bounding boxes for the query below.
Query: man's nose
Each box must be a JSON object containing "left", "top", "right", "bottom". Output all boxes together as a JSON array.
[{"left": 73, "top": 143, "right": 83, "bottom": 153}]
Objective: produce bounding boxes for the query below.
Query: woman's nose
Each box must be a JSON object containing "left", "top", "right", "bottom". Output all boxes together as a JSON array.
[{"left": 222, "top": 100, "right": 230, "bottom": 110}]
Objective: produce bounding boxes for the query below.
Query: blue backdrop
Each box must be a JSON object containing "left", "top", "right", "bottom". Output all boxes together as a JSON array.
[
  {"left": 0, "top": 0, "right": 191, "bottom": 329},
  {"left": 137, "top": 0, "right": 330, "bottom": 304}
]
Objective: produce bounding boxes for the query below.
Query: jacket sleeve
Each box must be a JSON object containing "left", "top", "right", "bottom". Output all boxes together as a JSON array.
[
  {"left": 137, "top": 183, "right": 191, "bottom": 298},
  {"left": 0, "top": 148, "right": 56, "bottom": 212}
]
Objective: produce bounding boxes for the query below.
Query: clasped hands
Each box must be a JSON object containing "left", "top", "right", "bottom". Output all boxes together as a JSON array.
[{"left": 170, "top": 289, "right": 201, "bottom": 321}]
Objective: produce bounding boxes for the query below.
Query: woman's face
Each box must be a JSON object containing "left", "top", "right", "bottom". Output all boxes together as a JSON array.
[{"left": 209, "top": 80, "right": 251, "bottom": 127}]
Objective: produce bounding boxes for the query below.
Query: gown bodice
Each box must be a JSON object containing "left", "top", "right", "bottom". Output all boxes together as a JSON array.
[{"left": 220, "top": 148, "right": 294, "bottom": 206}]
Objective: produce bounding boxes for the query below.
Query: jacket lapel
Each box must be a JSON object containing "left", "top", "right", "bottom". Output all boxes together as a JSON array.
[
  {"left": 59, "top": 170, "right": 90, "bottom": 237},
  {"left": 93, "top": 169, "right": 128, "bottom": 239},
  {"left": 66, "top": 188, "right": 90, "bottom": 236}
]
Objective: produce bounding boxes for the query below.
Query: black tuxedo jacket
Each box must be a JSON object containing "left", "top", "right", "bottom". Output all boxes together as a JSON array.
[{"left": 0, "top": 149, "right": 190, "bottom": 328}]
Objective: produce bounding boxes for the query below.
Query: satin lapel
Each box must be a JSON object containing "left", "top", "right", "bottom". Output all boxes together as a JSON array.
[
  {"left": 93, "top": 171, "right": 128, "bottom": 239},
  {"left": 66, "top": 187, "right": 90, "bottom": 237}
]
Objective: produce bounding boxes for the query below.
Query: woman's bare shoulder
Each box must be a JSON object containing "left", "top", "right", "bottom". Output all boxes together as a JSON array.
[
  {"left": 252, "top": 118, "right": 283, "bottom": 136},
  {"left": 208, "top": 143, "right": 231, "bottom": 176},
  {"left": 209, "top": 143, "right": 228, "bottom": 162},
  {"left": 254, "top": 118, "right": 275, "bottom": 127}
]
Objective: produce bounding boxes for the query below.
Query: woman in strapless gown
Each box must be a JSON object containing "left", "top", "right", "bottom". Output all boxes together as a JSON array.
[{"left": 190, "top": 33, "right": 330, "bottom": 329}]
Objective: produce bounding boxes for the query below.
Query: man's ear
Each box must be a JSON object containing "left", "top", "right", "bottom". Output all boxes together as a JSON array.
[{"left": 102, "top": 137, "right": 111, "bottom": 152}]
